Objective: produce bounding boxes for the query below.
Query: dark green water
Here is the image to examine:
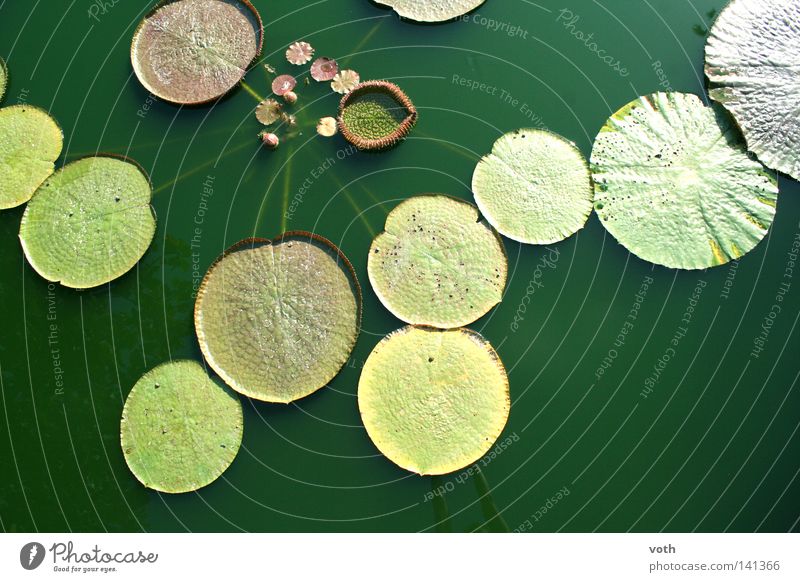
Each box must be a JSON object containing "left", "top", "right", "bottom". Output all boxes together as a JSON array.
[{"left": 1, "top": 0, "right": 798, "bottom": 533}]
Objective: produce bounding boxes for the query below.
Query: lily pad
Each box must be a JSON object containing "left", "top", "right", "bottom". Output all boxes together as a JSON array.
[
  {"left": 358, "top": 326, "right": 510, "bottom": 475},
  {"left": 0, "top": 105, "right": 63, "bottom": 210},
  {"left": 195, "top": 233, "right": 361, "bottom": 403},
  {"left": 131, "top": 0, "right": 263, "bottom": 105},
  {"left": 472, "top": 129, "right": 594, "bottom": 245},
  {"left": 120, "top": 360, "right": 243, "bottom": 494},
  {"left": 591, "top": 92, "right": 778, "bottom": 270},
  {"left": 705, "top": 0, "right": 800, "bottom": 180},
  {"left": 0, "top": 57, "right": 7, "bottom": 103},
  {"left": 368, "top": 195, "right": 507, "bottom": 329},
  {"left": 338, "top": 81, "right": 417, "bottom": 150},
  {"left": 374, "top": 0, "right": 485, "bottom": 23},
  {"left": 19, "top": 155, "right": 156, "bottom": 288}
]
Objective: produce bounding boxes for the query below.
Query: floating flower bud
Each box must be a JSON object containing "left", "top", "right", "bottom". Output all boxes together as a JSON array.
[
  {"left": 259, "top": 131, "right": 279, "bottom": 149},
  {"left": 283, "top": 91, "right": 298, "bottom": 104}
]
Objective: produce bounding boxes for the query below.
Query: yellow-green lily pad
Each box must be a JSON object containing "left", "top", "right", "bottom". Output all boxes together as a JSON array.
[
  {"left": 368, "top": 195, "right": 507, "bottom": 329},
  {"left": 374, "top": 0, "right": 485, "bottom": 22},
  {"left": 359, "top": 326, "right": 510, "bottom": 475},
  {"left": 591, "top": 92, "right": 778, "bottom": 270},
  {"left": 19, "top": 155, "right": 156, "bottom": 288},
  {"left": 120, "top": 360, "right": 243, "bottom": 494},
  {"left": 0, "top": 57, "right": 7, "bottom": 103},
  {"left": 472, "top": 129, "right": 594, "bottom": 244},
  {"left": 195, "top": 233, "right": 361, "bottom": 403},
  {"left": 0, "top": 105, "right": 63, "bottom": 210}
]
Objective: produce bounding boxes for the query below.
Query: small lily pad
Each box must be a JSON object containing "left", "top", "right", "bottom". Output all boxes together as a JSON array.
[
  {"left": 705, "top": 0, "right": 800, "bottom": 180},
  {"left": 358, "top": 326, "right": 510, "bottom": 475},
  {"left": 374, "top": 0, "right": 485, "bottom": 23},
  {"left": 19, "top": 155, "right": 156, "bottom": 288},
  {"left": 310, "top": 57, "right": 338, "bottom": 82},
  {"left": 331, "top": 69, "right": 360, "bottom": 95},
  {"left": 338, "top": 80, "right": 417, "bottom": 151},
  {"left": 472, "top": 129, "right": 594, "bottom": 245},
  {"left": 255, "top": 98, "right": 282, "bottom": 125},
  {"left": 0, "top": 105, "right": 63, "bottom": 210},
  {"left": 195, "top": 233, "right": 361, "bottom": 403},
  {"left": 591, "top": 92, "right": 778, "bottom": 270},
  {"left": 131, "top": 0, "right": 263, "bottom": 105},
  {"left": 368, "top": 195, "right": 507, "bottom": 329},
  {"left": 120, "top": 360, "right": 243, "bottom": 494},
  {"left": 0, "top": 57, "right": 7, "bottom": 103},
  {"left": 286, "top": 41, "right": 314, "bottom": 65}
]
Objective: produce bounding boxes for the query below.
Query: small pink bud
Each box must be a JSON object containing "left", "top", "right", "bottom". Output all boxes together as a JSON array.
[
  {"left": 260, "top": 132, "right": 279, "bottom": 149},
  {"left": 283, "top": 91, "right": 298, "bottom": 104}
]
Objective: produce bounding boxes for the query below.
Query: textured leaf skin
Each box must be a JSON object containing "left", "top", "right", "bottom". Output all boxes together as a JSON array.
[
  {"left": 0, "top": 105, "right": 63, "bottom": 210},
  {"left": 591, "top": 92, "right": 778, "bottom": 270},
  {"left": 375, "top": 0, "right": 485, "bottom": 22},
  {"left": 19, "top": 156, "right": 156, "bottom": 288},
  {"left": 472, "top": 129, "right": 594, "bottom": 245},
  {"left": 0, "top": 57, "right": 7, "bottom": 103},
  {"left": 120, "top": 360, "right": 243, "bottom": 494},
  {"left": 195, "top": 234, "right": 361, "bottom": 404},
  {"left": 705, "top": 0, "right": 800, "bottom": 180},
  {"left": 131, "top": 0, "right": 263, "bottom": 105},
  {"left": 358, "top": 326, "right": 510, "bottom": 476},
  {"left": 368, "top": 195, "right": 507, "bottom": 329}
]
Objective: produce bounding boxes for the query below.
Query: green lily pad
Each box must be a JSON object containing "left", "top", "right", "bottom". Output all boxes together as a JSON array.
[
  {"left": 368, "top": 195, "right": 507, "bottom": 329},
  {"left": 472, "top": 129, "right": 594, "bottom": 245},
  {"left": 195, "top": 233, "right": 361, "bottom": 403},
  {"left": 131, "top": 0, "right": 263, "bottom": 105},
  {"left": 0, "top": 105, "right": 63, "bottom": 210},
  {"left": 358, "top": 326, "right": 510, "bottom": 475},
  {"left": 591, "top": 92, "right": 778, "bottom": 270},
  {"left": 374, "top": 0, "right": 485, "bottom": 22},
  {"left": 121, "top": 360, "right": 243, "bottom": 494},
  {"left": 705, "top": 0, "right": 800, "bottom": 180},
  {"left": 19, "top": 156, "right": 156, "bottom": 288},
  {"left": 0, "top": 57, "right": 7, "bottom": 102},
  {"left": 338, "top": 81, "right": 417, "bottom": 151}
]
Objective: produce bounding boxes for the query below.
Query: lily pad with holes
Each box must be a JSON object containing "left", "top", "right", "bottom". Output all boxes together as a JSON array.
[
  {"left": 368, "top": 195, "right": 507, "bottom": 329},
  {"left": 194, "top": 233, "right": 361, "bottom": 403},
  {"left": 705, "top": 0, "right": 800, "bottom": 180},
  {"left": 358, "top": 326, "right": 510, "bottom": 475},
  {"left": 0, "top": 105, "right": 63, "bottom": 210},
  {"left": 374, "top": 0, "right": 485, "bottom": 23},
  {"left": 472, "top": 129, "right": 594, "bottom": 245},
  {"left": 19, "top": 156, "right": 156, "bottom": 288},
  {"left": 0, "top": 56, "right": 7, "bottom": 102},
  {"left": 338, "top": 81, "right": 417, "bottom": 151},
  {"left": 131, "top": 0, "right": 263, "bottom": 105},
  {"left": 591, "top": 92, "right": 778, "bottom": 270},
  {"left": 120, "top": 360, "right": 243, "bottom": 494}
]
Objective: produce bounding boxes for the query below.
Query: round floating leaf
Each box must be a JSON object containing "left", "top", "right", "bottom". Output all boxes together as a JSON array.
[
  {"left": 316, "top": 116, "right": 337, "bottom": 137},
  {"left": 272, "top": 74, "right": 296, "bottom": 96},
  {"left": 359, "top": 326, "right": 510, "bottom": 475},
  {"left": 121, "top": 360, "right": 243, "bottom": 494},
  {"left": 0, "top": 105, "right": 63, "bottom": 210},
  {"left": 374, "top": 0, "right": 485, "bottom": 23},
  {"left": 0, "top": 56, "right": 7, "bottom": 103},
  {"left": 591, "top": 92, "right": 778, "bottom": 270},
  {"left": 131, "top": 0, "right": 263, "bottom": 105},
  {"left": 255, "top": 98, "right": 281, "bottom": 125},
  {"left": 331, "top": 69, "right": 360, "bottom": 95},
  {"left": 338, "top": 81, "right": 417, "bottom": 151},
  {"left": 705, "top": 0, "right": 800, "bottom": 180},
  {"left": 310, "top": 57, "right": 338, "bottom": 82},
  {"left": 472, "top": 129, "right": 594, "bottom": 245},
  {"left": 195, "top": 233, "right": 361, "bottom": 403},
  {"left": 19, "top": 156, "right": 156, "bottom": 288},
  {"left": 286, "top": 41, "right": 314, "bottom": 65},
  {"left": 368, "top": 195, "right": 507, "bottom": 329}
]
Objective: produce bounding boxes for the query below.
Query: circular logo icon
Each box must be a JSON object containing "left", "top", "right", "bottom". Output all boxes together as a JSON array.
[{"left": 19, "top": 542, "right": 45, "bottom": 570}]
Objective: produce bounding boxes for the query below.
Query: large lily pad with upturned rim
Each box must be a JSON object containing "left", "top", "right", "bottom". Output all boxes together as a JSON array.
[
  {"left": 591, "top": 92, "right": 778, "bottom": 270},
  {"left": 368, "top": 195, "right": 507, "bottom": 329},
  {"left": 338, "top": 81, "right": 417, "bottom": 151},
  {"left": 131, "top": 0, "right": 263, "bottom": 105},
  {"left": 19, "top": 155, "right": 156, "bottom": 288},
  {"left": 0, "top": 105, "right": 63, "bottom": 210},
  {"left": 0, "top": 57, "right": 7, "bottom": 103},
  {"left": 120, "top": 360, "right": 243, "bottom": 494},
  {"left": 358, "top": 326, "right": 510, "bottom": 476},
  {"left": 374, "top": 0, "right": 485, "bottom": 22},
  {"left": 705, "top": 0, "right": 800, "bottom": 180},
  {"left": 194, "top": 233, "right": 361, "bottom": 404},
  {"left": 472, "top": 129, "right": 594, "bottom": 245}
]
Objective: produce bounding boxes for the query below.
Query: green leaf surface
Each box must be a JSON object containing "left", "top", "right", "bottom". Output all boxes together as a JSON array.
[
  {"left": 0, "top": 56, "right": 7, "bottom": 103},
  {"left": 472, "top": 129, "right": 594, "bottom": 245},
  {"left": 0, "top": 105, "right": 63, "bottom": 210},
  {"left": 195, "top": 233, "right": 361, "bottom": 403},
  {"left": 705, "top": 0, "right": 800, "bottom": 180},
  {"left": 358, "top": 326, "right": 510, "bottom": 476},
  {"left": 368, "top": 195, "right": 507, "bottom": 329},
  {"left": 374, "top": 0, "right": 485, "bottom": 22},
  {"left": 591, "top": 92, "right": 778, "bottom": 270},
  {"left": 121, "top": 360, "right": 243, "bottom": 494},
  {"left": 341, "top": 93, "right": 405, "bottom": 140},
  {"left": 19, "top": 155, "right": 156, "bottom": 288}
]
